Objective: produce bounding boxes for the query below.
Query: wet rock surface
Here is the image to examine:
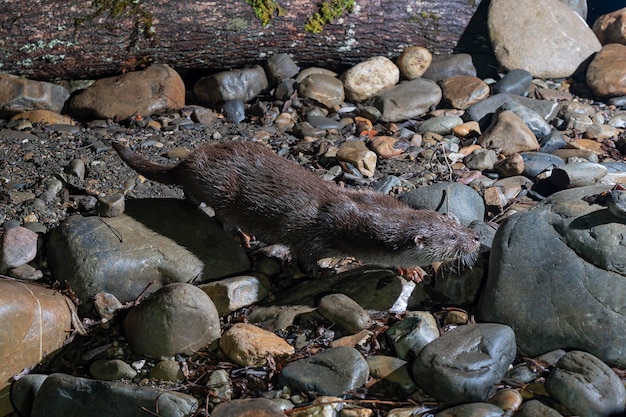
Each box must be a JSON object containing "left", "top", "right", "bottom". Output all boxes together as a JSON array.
[{"left": 1, "top": 4, "right": 626, "bottom": 416}]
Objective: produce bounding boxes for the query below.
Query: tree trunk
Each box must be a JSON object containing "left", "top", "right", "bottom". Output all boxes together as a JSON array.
[{"left": 0, "top": 0, "right": 485, "bottom": 81}]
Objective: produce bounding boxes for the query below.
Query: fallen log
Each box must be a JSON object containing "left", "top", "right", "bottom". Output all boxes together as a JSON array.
[{"left": 0, "top": 0, "right": 485, "bottom": 81}]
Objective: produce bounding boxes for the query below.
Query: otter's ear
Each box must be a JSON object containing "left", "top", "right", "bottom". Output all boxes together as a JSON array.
[{"left": 413, "top": 235, "right": 426, "bottom": 249}]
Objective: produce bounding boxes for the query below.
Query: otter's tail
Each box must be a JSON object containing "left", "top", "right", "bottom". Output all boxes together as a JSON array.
[{"left": 112, "top": 142, "right": 178, "bottom": 185}]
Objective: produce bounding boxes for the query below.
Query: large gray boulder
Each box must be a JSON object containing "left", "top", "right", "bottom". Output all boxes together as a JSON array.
[
  {"left": 478, "top": 185, "right": 626, "bottom": 367},
  {"left": 488, "top": 0, "right": 601, "bottom": 78}
]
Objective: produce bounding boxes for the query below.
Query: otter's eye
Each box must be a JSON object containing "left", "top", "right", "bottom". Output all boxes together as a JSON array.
[{"left": 449, "top": 234, "right": 457, "bottom": 241}]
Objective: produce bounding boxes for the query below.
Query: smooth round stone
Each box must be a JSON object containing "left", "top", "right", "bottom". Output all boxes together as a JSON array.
[
  {"left": 221, "top": 99, "right": 245, "bottom": 123},
  {"left": 441, "top": 76, "right": 490, "bottom": 110},
  {"left": 492, "top": 69, "right": 532, "bottom": 96},
  {"left": 123, "top": 283, "right": 221, "bottom": 357},
  {"left": 336, "top": 140, "right": 377, "bottom": 177},
  {"left": 494, "top": 153, "right": 524, "bottom": 177},
  {"left": 545, "top": 351, "right": 626, "bottom": 417},
  {"left": 399, "top": 181, "right": 485, "bottom": 226},
  {"left": 418, "top": 115, "right": 463, "bottom": 135},
  {"left": 519, "top": 152, "right": 565, "bottom": 178},
  {"left": 68, "top": 158, "right": 86, "bottom": 180},
  {"left": 539, "top": 130, "right": 567, "bottom": 153},
  {"left": 369, "top": 78, "right": 442, "bottom": 122},
  {"left": 422, "top": 53, "right": 477, "bottom": 82},
  {"left": 549, "top": 162, "right": 608, "bottom": 189},
  {"left": 265, "top": 53, "right": 299, "bottom": 85},
  {"left": 1, "top": 226, "right": 38, "bottom": 270},
  {"left": 149, "top": 360, "right": 184, "bottom": 382},
  {"left": 279, "top": 347, "right": 369, "bottom": 396},
  {"left": 318, "top": 293, "right": 372, "bottom": 334},
  {"left": 488, "top": 0, "right": 601, "bottom": 78},
  {"left": 397, "top": 45, "right": 432, "bottom": 79},
  {"left": 220, "top": 323, "right": 294, "bottom": 366},
  {"left": 464, "top": 148, "right": 498, "bottom": 171},
  {"left": 366, "top": 355, "right": 416, "bottom": 393},
  {"left": 586, "top": 44, "right": 626, "bottom": 98},
  {"left": 342, "top": 56, "right": 400, "bottom": 102},
  {"left": 193, "top": 65, "right": 268, "bottom": 106},
  {"left": 306, "top": 114, "right": 343, "bottom": 130},
  {"left": 386, "top": 311, "right": 439, "bottom": 360},
  {"left": 479, "top": 110, "right": 539, "bottom": 156},
  {"left": 413, "top": 323, "right": 517, "bottom": 404},
  {"left": 608, "top": 112, "right": 626, "bottom": 128},
  {"left": 298, "top": 74, "right": 345, "bottom": 108},
  {"left": 11, "top": 374, "right": 48, "bottom": 417},
  {"left": 89, "top": 359, "right": 137, "bottom": 381}
]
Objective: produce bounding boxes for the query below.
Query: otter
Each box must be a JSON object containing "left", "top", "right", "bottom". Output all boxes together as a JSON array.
[{"left": 112, "top": 141, "right": 480, "bottom": 275}]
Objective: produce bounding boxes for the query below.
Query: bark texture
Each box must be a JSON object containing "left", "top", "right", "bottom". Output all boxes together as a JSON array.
[{"left": 0, "top": 0, "right": 485, "bottom": 81}]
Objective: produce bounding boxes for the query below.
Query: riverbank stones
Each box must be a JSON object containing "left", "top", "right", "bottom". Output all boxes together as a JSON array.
[{"left": 194, "top": 65, "right": 268, "bottom": 107}]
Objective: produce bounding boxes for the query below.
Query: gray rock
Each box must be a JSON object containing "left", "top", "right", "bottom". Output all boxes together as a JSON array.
[
  {"left": 505, "top": 349, "right": 566, "bottom": 384},
  {"left": 488, "top": 0, "right": 601, "bottom": 78},
  {"left": 123, "top": 283, "right": 220, "bottom": 357},
  {"left": 545, "top": 351, "right": 626, "bottom": 417},
  {"left": 221, "top": 99, "right": 246, "bottom": 123},
  {"left": 48, "top": 199, "right": 250, "bottom": 308},
  {"left": 0, "top": 73, "right": 69, "bottom": 116},
  {"left": 417, "top": 116, "right": 463, "bottom": 135},
  {"left": 515, "top": 400, "right": 563, "bottom": 417},
  {"left": 0, "top": 225, "right": 38, "bottom": 271},
  {"left": 421, "top": 54, "right": 477, "bottom": 82},
  {"left": 399, "top": 182, "right": 485, "bottom": 226},
  {"left": 465, "top": 94, "right": 560, "bottom": 128},
  {"left": 520, "top": 152, "right": 565, "bottom": 178},
  {"left": 306, "top": 114, "right": 343, "bottom": 130},
  {"left": 549, "top": 162, "right": 608, "bottom": 189},
  {"left": 298, "top": 73, "right": 345, "bottom": 108},
  {"left": 607, "top": 190, "right": 626, "bottom": 220},
  {"left": 89, "top": 359, "right": 137, "bottom": 381},
  {"left": 150, "top": 360, "right": 184, "bottom": 382},
  {"left": 369, "top": 78, "right": 442, "bottom": 122},
  {"left": 194, "top": 65, "right": 268, "bottom": 107},
  {"left": 199, "top": 275, "right": 271, "bottom": 316},
  {"left": 212, "top": 398, "right": 285, "bottom": 417},
  {"left": 464, "top": 148, "right": 498, "bottom": 171},
  {"left": 491, "top": 69, "right": 532, "bottom": 96},
  {"left": 386, "top": 311, "right": 439, "bottom": 360},
  {"left": 413, "top": 323, "right": 516, "bottom": 404},
  {"left": 265, "top": 53, "right": 299, "bottom": 86},
  {"left": 539, "top": 130, "right": 568, "bottom": 153},
  {"left": 279, "top": 347, "right": 369, "bottom": 396},
  {"left": 318, "top": 293, "right": 372, "bottom": 334},
  {"left": 29, "top": 373, "right": 197, "bottom": 417},
  {"left": 435, "top": 402, "right": 506, "bottom": 417},
  {"left": 333, "top": 268, "right": 420, "bottom": 313},
  {"left": 96, "top": 193, "right": 125, "bottom": 217},
  {"left": 11, "top": 374, "right": 48, "bottom": 417},
  {"left": 478, "top": 186, "right": 626, "bottom": 367},
  {"left": 501, "top": 101, "right": 552, "bottom": 138}
]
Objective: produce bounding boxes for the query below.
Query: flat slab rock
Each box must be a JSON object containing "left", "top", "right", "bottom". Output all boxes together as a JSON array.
[
  {"left": 47, "top": 199, "right": 250, "bottom": 308},
  {"left": 478, "top": 185, "right": 626, "bottom": 367}
]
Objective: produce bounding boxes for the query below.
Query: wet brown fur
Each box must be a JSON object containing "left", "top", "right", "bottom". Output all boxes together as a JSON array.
[{"left": 113, "top": 141, "right": 480, "bottom": 269}]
